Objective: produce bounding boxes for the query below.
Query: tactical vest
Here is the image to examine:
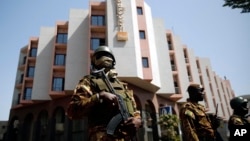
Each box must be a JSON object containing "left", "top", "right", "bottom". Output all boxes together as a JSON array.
[{"left": 90, "top": 75, "right": 136, "bottom": 117}]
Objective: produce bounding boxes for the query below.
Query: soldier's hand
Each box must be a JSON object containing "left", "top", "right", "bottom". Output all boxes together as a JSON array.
[
  {"left": 211, "top": 116, "right": 220, "bottom": 129},
  {"left": 99, "top": 91, "right": 117, "bottom": 103},
  {"left": 124, "top": 117, "right": 142, "bottom": 130},
  {"left": 120, "top": 117, "right": 142, "bottom": 136}
]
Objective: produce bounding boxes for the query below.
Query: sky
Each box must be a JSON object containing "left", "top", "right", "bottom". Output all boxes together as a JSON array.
[{"left": 0, "top": 0, "right": 249, "bottom": 121}]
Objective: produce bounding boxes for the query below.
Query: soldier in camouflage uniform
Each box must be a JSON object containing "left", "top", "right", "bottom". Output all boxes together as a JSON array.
[
  {"left": 179, "top": 84, "right": 215, "bottom": 141},
  {"left": 228, "top": 96, "right": 250, "bottom": 141},
  {"left": 67, "top": 46, "right": 142, "bottom": 141}
]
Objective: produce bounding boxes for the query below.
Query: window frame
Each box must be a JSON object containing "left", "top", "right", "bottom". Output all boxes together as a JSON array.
[
  {"left": 54, "top": 54, "right": 66, "bottom": 66},
  {"left": 52, "top": 77, "right": 64, "bottom": 91},
  {"left": 30, "top": 48, "right": 37, "bottom": 57},
  {"left": 137, "top": 7, "right": 143, "bottom": 15},
  {"left": 27, "top": 66, "right": 35, "bottom": 77},
  {"left": 139, "top": 30, "right": 146, "bottom": 39},
  {"left": 56, "top": 33, "right": 68, "bottom": 44},
  {"left": 91, "top": 15, "right": 105, "bottom": 26},
  {"left": 142, "top": 57, "right": 149, "bottom": 68},
  {"left": 91, "top": 38, "right": 106, "bottom": 50},
  {"left": 24, "top": 87, "right": 32, "bottom": 100}
]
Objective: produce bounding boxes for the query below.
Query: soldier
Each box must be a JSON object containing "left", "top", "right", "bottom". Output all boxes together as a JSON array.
[
  {"left": 208, "top": 114, "right": 224, "bottom": 141},
  {"left": 228, "top": 96, "right": 250, "bottom": 141},
  {"left": 66, "top": 46, "right": 142, "bottom": 141},
  {"left": 179, "top": 84, "right": 215, "bottom": 141}
]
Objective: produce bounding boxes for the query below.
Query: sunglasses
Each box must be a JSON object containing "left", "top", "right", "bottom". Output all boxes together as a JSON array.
[{"left": 95, "top": 52, "right": 113, "bottom": 60}]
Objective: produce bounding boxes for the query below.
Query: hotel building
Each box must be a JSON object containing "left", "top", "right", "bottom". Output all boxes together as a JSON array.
[{"left": 6, "top": 0, "right": 235, "bottom": 140}]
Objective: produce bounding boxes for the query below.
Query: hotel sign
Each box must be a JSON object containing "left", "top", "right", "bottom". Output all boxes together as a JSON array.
[{"left": 115, "top": 0, "right": 128, "bottom": 41}]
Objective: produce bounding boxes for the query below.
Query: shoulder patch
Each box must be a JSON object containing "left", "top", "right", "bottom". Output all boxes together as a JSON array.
[
  {"left": 232, "top": 117, "right": 244, "bottom": 125},
  {"left": 182, "top": 102, "right": 191, "bottom": 108},
  {"left": 184, "top": 109, "right": 195, "bottom": 119}
]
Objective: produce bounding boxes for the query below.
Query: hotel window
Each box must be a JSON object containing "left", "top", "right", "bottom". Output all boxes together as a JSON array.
[
  {"left": 19, "top": 74, "right": 24, "bottom": 83},
  {"left": 167, "top": 34, "right": 173, "bottom": 50},
  {"left": 137, "top": 7, "right": 143, "bottom": 15},
  {"left": 145, "top": 103, "right": 153, "bottom": 128},
  {"left": 91, "top": 15, "right": 105, "bottom": 26},
  {"left": 196, "top": 60, "right": 201, "bottom": 72},
  {"left": 173, "top": 76, "right": 180, "bottom": 94},
  {"left": 52, "top": 77, "right": 64, "bottom": 91},
  {"left": 27, "top": 66, "right": 35, "bottom": 77},
  {"left": 72, "top": 118, "right": 88, "bottom": 140},
  {"left": 206, "top": 69, "right": 211, "bottom": 81},
  {"left": 168, "top": 42, "right": 173, "bottom": 50},
  {"left": 142, "top": 57, "right": 149, "bottom": 68},
  {"left": 183, "top": 49, "right": 189, "bottom": 63},
  {"left": 56, "top": 33, "right": 68, "bottom": 44},
  {"left": 17, "top": 93, "right": 21, "bottom": 104},
  {"left": 187, "top": 67, "right": 192, "bottom": 82},
  {"left": 54, "top": 107, "right": 65, "bottom": 140},
  {"left": 37, "top": 110, "right": 48, "bottom": 139},
  {"left": 171, "top": 60, "right": 176, "bottom": 71},
  {"left": 22, "top": 56, "right": 27, "bottom": 64},
  {"left": 54, "top": 54, "right": 66, "bottom": 66},
  {"left": 91, "top": 38, "right": 106, "bottom": 50},
  {"left": 30, "top": 48, "right": 37, "bottom": 57},
  {"left": 139, "top": 30, "right": 146, "bottom": 39},
  {"left": 24, "top": 87, "right": 32, "bottom": 100}
]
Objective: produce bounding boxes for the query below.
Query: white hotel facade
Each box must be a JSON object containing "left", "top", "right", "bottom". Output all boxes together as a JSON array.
[{"left": 7, "top": 0, "right": 235, "bottom": 140}]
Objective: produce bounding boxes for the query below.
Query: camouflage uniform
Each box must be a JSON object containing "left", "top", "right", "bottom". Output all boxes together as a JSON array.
[
  {"left": 67, "top": 72, "right": 140, "bottom": 141},
  {"left": 179, "top": 102, "right": 214, "bottom": 141},
  {"left": 228, "top": 115, "right": 250, "bottom": 141},
  {"left": 228, "top": 96, "right": 250, "bottom": 141},
  {"left": 229, "top": 114, "right": 249, "bottom": 125}
]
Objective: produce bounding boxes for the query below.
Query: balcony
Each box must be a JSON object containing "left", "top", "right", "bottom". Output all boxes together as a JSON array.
[
  {"left": 55, "top": 43, "right": 67, "bottom": 50},
  {"left": 15, "top": 83, "right": 22, "bottom": 89},
  {"left": 168, "top": 44, "right": 173, "bottom": 50},
  {"left": 188, "top": 76, "right": 193, "bottom": 82},
  {"left": 49, "top": 90, "right": 66, "bottom": 99},
  {"left": 53, "top": 65, "right": 65, "bottom": 71},
  {"left": 171, "top": 65, "right": 177, "bottom": 71},
  {"left": 91, "top": 25, "right": 106, "bottom": 33},
  {"left": 175, "top": 87, "right": 180, "bottom": 94},
  {"left": 18, "top": 64, "right": 25, "bottom": 71}
]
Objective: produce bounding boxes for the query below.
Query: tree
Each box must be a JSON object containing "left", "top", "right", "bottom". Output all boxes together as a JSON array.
[
  {"left": 158, "top": 114, "right": 181, "bottom": 141},
  {"left": 223, "top": 0, "right": 250, "bottom": 13}
]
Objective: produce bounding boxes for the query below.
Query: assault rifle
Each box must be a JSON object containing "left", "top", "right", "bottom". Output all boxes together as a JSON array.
[
  {"left": 214, "top": 104, "right": 220, "bottom": 141},
  {"left": 215, "top": 103, "right": 218, "bottom": 120},
  {"left": 92, "top": 68, "right": 130, "bottom": 136},
  {"left": 212, "top": 103, "right": 219, "bottom": 129}
]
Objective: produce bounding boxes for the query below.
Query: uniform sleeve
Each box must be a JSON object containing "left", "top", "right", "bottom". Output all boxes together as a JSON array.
[
  {"left": 231, "top": 117, "right": 244, "bottom": 125},
  {"left": 123, "top": 84, "right": 141, "bottom": 119},
  {"left": 180, "top": 105, "right": 199, "bottom": 141},
  {"left": 66, "top": 76, "right": 100, "bottom": 119},
  {"left": 132, "top": 96, "right": 141, "bottom": 119}
]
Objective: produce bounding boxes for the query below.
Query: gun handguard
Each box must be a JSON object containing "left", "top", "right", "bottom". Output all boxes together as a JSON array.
[
  {"left": 212, "top": 103, "right": 219, "bottom": 130},
  {"left": 92, "top": 68, "right": 130, "bottom": 135},
  {"left": 215, "top": 103, "right": 218, "bottom": 118}
]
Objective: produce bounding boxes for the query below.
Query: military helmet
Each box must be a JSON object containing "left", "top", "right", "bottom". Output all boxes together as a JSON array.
[
  {"left": 91, "top": 46, "right": 116, "bottom": 67},
  {"left": 230, "top": 96, "right": 248, "bottom": 110},
  {"left": 187, "top": 83, "right": 204, "bottom": 94}
]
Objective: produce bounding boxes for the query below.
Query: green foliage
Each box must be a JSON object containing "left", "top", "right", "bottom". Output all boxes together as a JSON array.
[
  {"left": 223, "top": 0, "right": 250, "bottom": 13},
  {"left": 158, "top": 114, "right": 180, "bottom": 141}
]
